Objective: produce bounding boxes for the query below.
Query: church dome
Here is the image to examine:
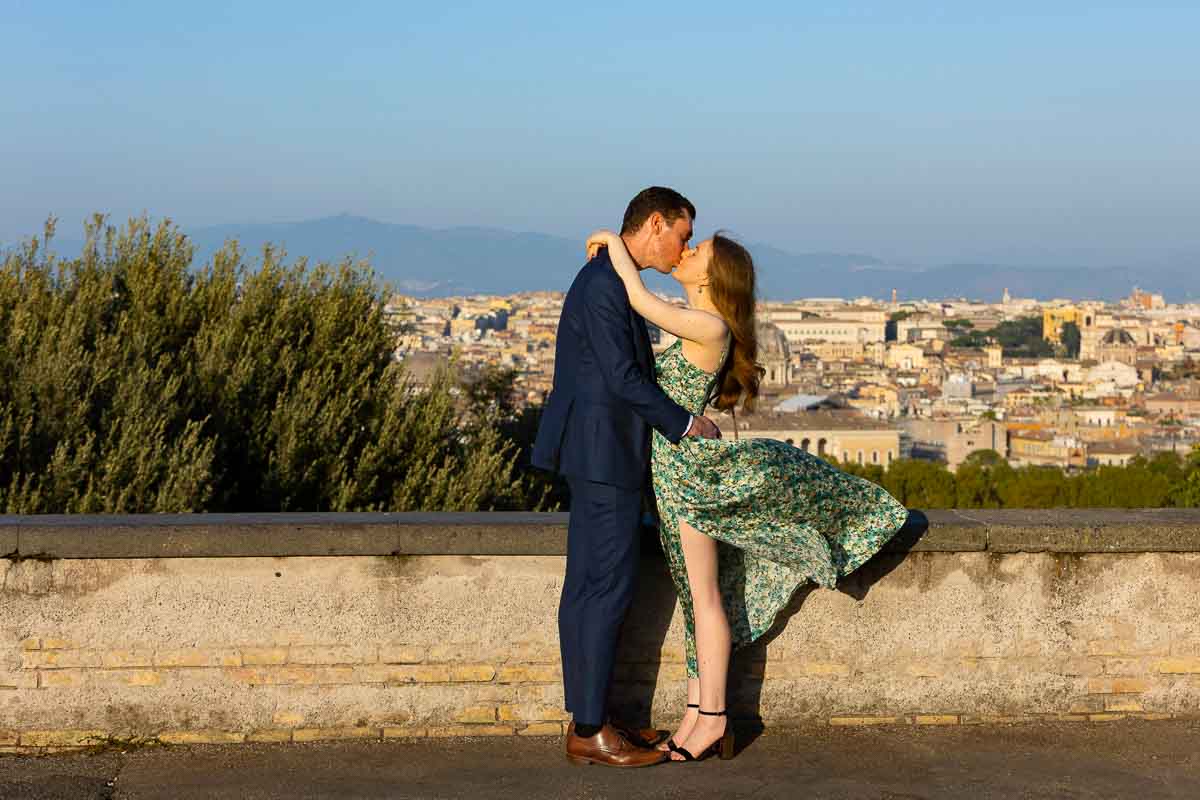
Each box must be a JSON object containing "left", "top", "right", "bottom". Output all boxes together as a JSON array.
[{"left": 757, "top": 322, "right": 790, "bottom": 359}]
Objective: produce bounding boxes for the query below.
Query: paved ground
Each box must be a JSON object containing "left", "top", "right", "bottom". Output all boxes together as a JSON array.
[{"left": 2, "top": 720, "right": 1198, "bottom": 799}]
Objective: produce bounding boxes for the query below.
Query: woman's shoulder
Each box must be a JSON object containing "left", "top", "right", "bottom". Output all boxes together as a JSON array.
[{"left": 694, "top": 310, "right": 731, "bottom": 343}]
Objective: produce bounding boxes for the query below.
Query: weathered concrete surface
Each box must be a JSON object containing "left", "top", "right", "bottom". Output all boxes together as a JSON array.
[
  {"left": 5, "top": 509, "right": 1200, "bottom": 559},
  {"left": 5, "top": 511, "right": 1200, "bottom": 746},
  {"left": 975, "top": 508, "right": 1200, "bottom": 552},
  {"left": 4, "top": 544, "right": 1200, "bottom": 740},
  {"left": 2, "top": 720, "right": 1199, "bottom": 799},
  {"left": 883, "top": 510, "right": 985, "bottom": 552},
  {"left": 0, "top": 513, "right": 572, "bottom": 559},
  {"left": 0, "top": 529, "right": 16, "bottom": 559}
]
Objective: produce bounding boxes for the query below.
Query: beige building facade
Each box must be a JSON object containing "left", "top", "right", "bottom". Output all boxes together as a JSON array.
[
  {"left": 1009, "top": 431, "right": 1088, "bottom": 469},
  {"left": 900, "top": 418, "right": 1008, "bottom": 470},
  {"left": 720, "top": 411, "right": 902, "bottom": 467},
  {"left": 767, "top": 315, "right": 887, "bottom": 347},
  {"left": 886, "top": 343, "right": 927, "bottom": 370}
]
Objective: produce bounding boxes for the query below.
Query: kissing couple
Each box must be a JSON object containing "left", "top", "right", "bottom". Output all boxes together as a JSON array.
[{"left": 532, "top": 187, "right": 908, "bottom": 766}]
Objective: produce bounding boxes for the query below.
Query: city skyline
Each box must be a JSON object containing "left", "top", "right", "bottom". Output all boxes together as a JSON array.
[
  {"left": 8, "top": 213, "right": 1196, "bottom": 304},
  {"left": 394, "top": 281, "right": 1200, "bottom": 473}
]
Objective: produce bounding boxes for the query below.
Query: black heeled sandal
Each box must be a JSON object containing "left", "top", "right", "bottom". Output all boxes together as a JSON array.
[
  {"left": 662, "top": 703, "right": 699, "bottom": 752},
  {"left": 672, "top": 709, "right": 735, "bottom": 762}
]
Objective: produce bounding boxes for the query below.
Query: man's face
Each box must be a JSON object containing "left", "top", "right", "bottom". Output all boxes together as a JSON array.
[{"left": 648, "top": 212, "right": 694, "bottom": 274}]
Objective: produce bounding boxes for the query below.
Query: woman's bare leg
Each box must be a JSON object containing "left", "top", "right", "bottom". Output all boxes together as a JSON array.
[{"left": 670, "top": 520, "right": 730, "bottom": 760}]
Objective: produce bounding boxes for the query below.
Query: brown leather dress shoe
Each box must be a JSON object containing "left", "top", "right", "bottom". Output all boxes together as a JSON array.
[
  {"left": 564, "top": 723, "right": 668, "bottom": 768},
  {"left": 565, "top": 721, "right": 666, "bottom": 750}
]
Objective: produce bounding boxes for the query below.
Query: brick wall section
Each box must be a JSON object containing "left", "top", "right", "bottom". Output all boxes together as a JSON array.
[
  {"left": 4, "top": 633, "right": 571, "bottom": 750},
  {"left": 2, "top": 511, "right": 1200, "bottom": 753}
]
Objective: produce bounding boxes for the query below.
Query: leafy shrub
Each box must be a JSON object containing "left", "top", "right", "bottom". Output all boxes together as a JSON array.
[
  {"left": 834, "top": 447, "right": 1200, "bottom": 509},
  {"left": 0, "top": 216, "right": 541, "bottom": 513}
]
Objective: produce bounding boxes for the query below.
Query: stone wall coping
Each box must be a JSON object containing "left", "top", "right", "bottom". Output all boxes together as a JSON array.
[{"left": 3, "top": 509, "right": 1200, "bottom": 559}]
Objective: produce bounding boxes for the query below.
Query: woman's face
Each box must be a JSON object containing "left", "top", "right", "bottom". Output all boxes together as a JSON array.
[{"left": 672, "top": 238, "right": 713, "bottom": 287}]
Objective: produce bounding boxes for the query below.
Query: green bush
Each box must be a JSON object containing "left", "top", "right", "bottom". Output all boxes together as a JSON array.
[
  {"left": 0, "top": 216, "right": 542, "bottom": 513},
  {"left": 950, "top": 316, "right": 1053, "bottom": 357},
  {"left": 834, "top": 447, "right": 1200, "bottom": 509}
]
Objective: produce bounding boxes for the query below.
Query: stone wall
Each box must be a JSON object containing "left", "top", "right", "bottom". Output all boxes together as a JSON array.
[{"left": 3, "top": 510, "right": 1200, "bottom": 752}]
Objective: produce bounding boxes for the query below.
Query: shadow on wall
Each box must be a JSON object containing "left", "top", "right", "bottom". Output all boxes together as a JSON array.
[
  {"left": 607, "top": 523, "right": 683, "bottom": 731},
  {"left": 608, "top": 510, "right": 930, "bottom": 752}
]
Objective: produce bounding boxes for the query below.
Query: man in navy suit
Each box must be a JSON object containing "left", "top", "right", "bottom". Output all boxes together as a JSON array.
[{"left": 532, "top": 187, "right": 721, "bottom": 767}]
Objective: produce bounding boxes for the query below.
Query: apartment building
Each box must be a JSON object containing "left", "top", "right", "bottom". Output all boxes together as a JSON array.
[{"left": 1008, "top": 430, "right": 1088, "bottom": 470}]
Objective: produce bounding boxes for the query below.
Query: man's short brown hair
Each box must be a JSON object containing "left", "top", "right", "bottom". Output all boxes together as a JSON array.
[{"left": 620, "top": 187, "right": 696, "bottom": 236}]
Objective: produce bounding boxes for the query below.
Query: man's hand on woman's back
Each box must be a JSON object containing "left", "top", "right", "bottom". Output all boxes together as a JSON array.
[{"left": 685, "top": 416, "right": 722, "bottom": 440}]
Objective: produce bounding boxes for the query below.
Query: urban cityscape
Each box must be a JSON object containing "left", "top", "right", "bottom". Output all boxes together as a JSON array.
[{"left": 393, "top": 284, "right": 1200, "bottom": 477}]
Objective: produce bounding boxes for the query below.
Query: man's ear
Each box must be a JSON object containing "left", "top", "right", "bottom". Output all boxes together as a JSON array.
[{"left": 647, "top": 212, "right": 664, "bottom": 236}]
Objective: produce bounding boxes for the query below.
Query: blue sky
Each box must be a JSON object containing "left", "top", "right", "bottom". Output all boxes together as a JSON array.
[{"left": 2, "top": 1, "right": 1198, "bottom": 265}]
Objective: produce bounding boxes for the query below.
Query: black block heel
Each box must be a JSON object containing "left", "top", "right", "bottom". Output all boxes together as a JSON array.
[{"left": 673, "top": 709, "right": 734, "bottom": 763}]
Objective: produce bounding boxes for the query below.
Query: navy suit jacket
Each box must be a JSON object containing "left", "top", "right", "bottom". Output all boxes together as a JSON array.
[{"left": 532, "top": 251, "right": 691, "bottom": 490}]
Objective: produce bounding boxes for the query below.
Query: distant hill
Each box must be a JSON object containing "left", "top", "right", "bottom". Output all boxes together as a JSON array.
[
  {"left": 716, "top": 245, "right": 1195, "bottom": 303},
  {"left": 826, "top": 262, "right": 1198, "bottom": 304},
  {"left": 14, "top": 214, "right": 1196, "bottom": 302},
  {"left": 186, "top": 215, "right": 582, "bottom": 296}
]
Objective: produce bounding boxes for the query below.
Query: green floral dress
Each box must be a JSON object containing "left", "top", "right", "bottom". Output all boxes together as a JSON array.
[{"left": 652, "top": 340, "right": 909, "bottom": 677}]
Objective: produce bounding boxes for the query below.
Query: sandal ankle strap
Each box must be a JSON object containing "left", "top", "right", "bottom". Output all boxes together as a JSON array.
[
  {"left": 686, "top": 703, "right": 699, "bottom": 709},
  {"left": 698, "top": 709, "right": 727, "bottom": 716}
]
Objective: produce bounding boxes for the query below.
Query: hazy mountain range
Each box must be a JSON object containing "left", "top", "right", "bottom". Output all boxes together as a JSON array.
[{"left": 15, "top": 214, "right": 1197, "bottom": 302}]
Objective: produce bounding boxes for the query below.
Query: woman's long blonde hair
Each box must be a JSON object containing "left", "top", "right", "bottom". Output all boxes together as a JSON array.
[{"left": 706, "top": 233, "right": 764, "bottom": 412}]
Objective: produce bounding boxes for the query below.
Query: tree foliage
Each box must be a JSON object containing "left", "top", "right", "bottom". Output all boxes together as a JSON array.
[
  {"left": 833, "top": 446, "right": 1200, "bottom": 509},
  {"left": 881, "top": 459, "right": 958, "bottom": 508},
  {"left": 1060, "top": 321, "right": 1082, "bottom": 358},
  {"left": 0, "top": 216, "right": 546, "bottom": 513},
  {"left": 1171, "top": 447, "right": 1200, "bottom": 508},
  {"left": 951, "top": 315, "right": 1054, "bottom": 357}
]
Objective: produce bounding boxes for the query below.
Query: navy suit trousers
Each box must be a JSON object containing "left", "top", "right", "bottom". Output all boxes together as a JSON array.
[{"left": 559, "top": 477, "right": 643, "bottom": 726}]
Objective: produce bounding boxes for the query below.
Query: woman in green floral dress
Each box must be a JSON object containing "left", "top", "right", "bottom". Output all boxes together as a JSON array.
[{"left": 585, "top": 230, "right": 909, "bottom": 762}]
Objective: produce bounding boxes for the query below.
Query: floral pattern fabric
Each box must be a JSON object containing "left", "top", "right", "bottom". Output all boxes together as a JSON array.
[{"left": 651, "top": 340, "right": 909, "bottom": 677}]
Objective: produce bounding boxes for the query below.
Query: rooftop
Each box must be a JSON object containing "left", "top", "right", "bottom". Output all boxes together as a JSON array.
[{"left": 1088, "top": 440, "right": 1142, "bottom": 454}]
